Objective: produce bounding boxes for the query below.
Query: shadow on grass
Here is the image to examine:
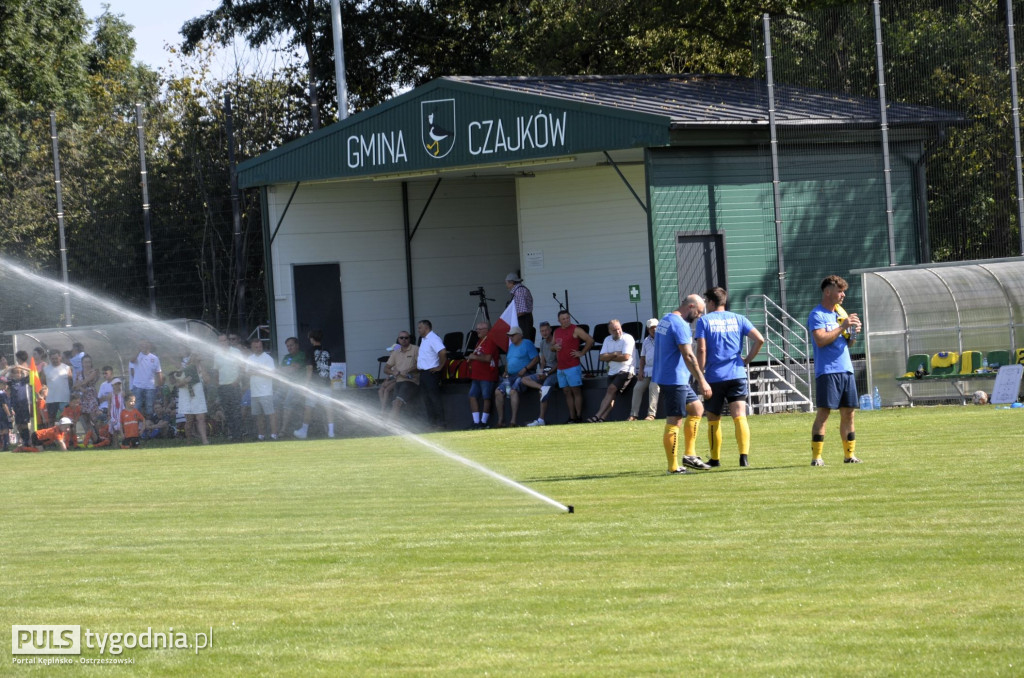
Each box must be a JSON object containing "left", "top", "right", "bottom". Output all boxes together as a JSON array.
[{"left": 521, "top": 464, "right": 808, "bottom": 484}]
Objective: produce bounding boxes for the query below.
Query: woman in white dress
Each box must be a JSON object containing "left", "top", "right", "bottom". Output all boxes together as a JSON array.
[{"left": 175, "top": 353, "right": 209, "bottom": 445}]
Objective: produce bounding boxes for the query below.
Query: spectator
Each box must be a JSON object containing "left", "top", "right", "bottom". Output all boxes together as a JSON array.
[
  {"left": 107, "top": 378, "right": 126, "bottom": 447},
  {"left": 43, "top": 350, "right": 73, "bottom": 423},
  {"left": 466, "top": 321, "right": 500, "bottom": 429},
  {"left": 5, "top": 351, "right": 32, "bottom": 446},
  {"left": 173, "top": 352, "right": 210, "bottom": 445},
  {"left": 0, "top": 377, "right": 12, "bottom": 451},
  {"left": 586, "top": 319, "right": 637, "bottom": 423},
  {"left": 381, "top": 330, "right": 419, "bottom": 423},
  {"left": 69, "top": 342, "right": 86, "bottom": 382},
  {"left": 523, "top": 321, "right": 560, "bottom": 427},
  {"left": 60, "top": 394, "right": 82, "bottom": 448},
  {"left": 629, "top": 319, "right": 661, "bottom": 421},
  {"left": 18, "top": 416, "right": 74, "bottom": 452},
  {"left": 83, "top": 412, "right": 113, "bottom": 448},
  {"left": 552, "top": 310, "right": 594, "bottom": 424},
  {"left": 120, "top": 395, "right": 146, "bottom": 449},
  {"left": 695, "top": 287, "right": 764, "bottom": 467},
  {"left": 132, "top": 340, "right": 164, "bottom": 418},
  {"left": 96, "top": 366, "right": 115, "bottom": 414},
  {"left": 214, "top": 333, "right": 245, "bottom": 441},
  {"left": 494, "top": 326, "right": 539, "bottom": 427},
  {"left": 505, "top": 272, "right": 535, "bottom": 342},
  {"left": 278, "top": 337, "right": 307, "bottom": 436},
  {"left": 294, "top": 329, "right": 337, "bottom": 439},
  {"left": 247, "top": 338, "right": 279, "bottom": 441},
  {"left": 416, "top": 320, "right": 447, "bottom": 430},
  {"left": 74, "top": 354, "right": 100, "bottom": 432}
]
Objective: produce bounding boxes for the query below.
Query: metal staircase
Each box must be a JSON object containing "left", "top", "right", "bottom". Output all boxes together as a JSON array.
[{"left": 744, "top": 295, "right": 814, "bottom": 414}]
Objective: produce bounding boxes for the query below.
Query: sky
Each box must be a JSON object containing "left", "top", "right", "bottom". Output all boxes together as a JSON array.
[{"left": 78, "top": 0, "right": 284, "bottom": 75}]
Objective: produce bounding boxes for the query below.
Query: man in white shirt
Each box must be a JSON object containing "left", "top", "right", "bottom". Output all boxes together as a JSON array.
[
  {"left": 43, "top": 350, "right": 73, "bottom": 422},
  {"left": 246, "top": 338, "right": 278, "bottom": 441},
  {"left": 416, "top": 319, "right": 447, "bottom": 430},
  {"left": 586, "top": 319, "right": 637, "bottom": 423},
  {"left": 214, "top": 333, "right": 245, "bottom": 441},
  {"left": 131, "top": 340, "right": 164, "bottom": 417}
]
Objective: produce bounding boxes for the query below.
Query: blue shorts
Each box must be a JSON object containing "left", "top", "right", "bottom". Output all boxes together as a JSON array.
[
  {"left": 498, "top": 377, "right": 529, "bottom": 396},
  {"left": 815, "top": 372, "right": 858, "bottom": 410},
  {"left": 659, "top": 383, "right": 699, "bottom": 418},
  {"left": 705, "top": 379, "right": 749, "bottom": 416},
  {"left": 469, "top": 379, "right": 497, "bottom": 401},
  {"left": 557, "top": 365, "right": 583, "bottom": 388}
]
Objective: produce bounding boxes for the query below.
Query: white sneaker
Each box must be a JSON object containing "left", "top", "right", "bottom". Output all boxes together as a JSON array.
[
  {"left": 293, "top": 426, "right": 308, "bottom": 439},
  {"left": 526, "top": 418, "right": 546, "bottom": 427},
  {"left": 270, "top": 434, "right": 279, "bottom": 441}
]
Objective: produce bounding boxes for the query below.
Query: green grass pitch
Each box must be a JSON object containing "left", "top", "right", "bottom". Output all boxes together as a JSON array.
[{"left": 2, "top": 406, "right": 1023, "bottom": 676}]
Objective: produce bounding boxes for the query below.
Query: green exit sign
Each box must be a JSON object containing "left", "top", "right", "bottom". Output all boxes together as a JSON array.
[{"left": 629, "top": 285, "right": 641, "bottom": 303}]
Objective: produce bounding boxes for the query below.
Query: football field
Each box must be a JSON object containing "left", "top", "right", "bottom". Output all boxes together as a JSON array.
[{"left": 3, "top": 406, "right": 1023, "bottom": 676}]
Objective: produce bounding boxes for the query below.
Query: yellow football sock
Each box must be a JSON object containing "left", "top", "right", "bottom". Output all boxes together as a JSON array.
[
  {"left": 812, "top": 434, "right": 825, "bottom": 460},
  {"left": 663, "top": 424, "right": 680, "bottom": 470},
  {"left": 734, "top": 416, "right": 749, "bottom": 457},
  {"left": 684, "top": 415, "right": 701, "bottom": 457},
  {"left": 844, "top": 432, "right": 856, "bottom": 459},
  {"left": 707, "top": 420, "right": 722, "bottom": 460}
]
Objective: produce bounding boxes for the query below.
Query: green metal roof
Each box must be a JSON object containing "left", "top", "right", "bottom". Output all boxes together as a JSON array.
[{"left": 237, "top": 77, "right": 672, "bottom": 188}]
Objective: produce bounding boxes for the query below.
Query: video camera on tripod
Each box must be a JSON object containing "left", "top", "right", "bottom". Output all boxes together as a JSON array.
[{"left": 464, "top": 286, "right": 495, "bottom": 355}]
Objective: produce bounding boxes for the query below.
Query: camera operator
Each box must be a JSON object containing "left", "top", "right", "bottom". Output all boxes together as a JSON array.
[{"left": 505, "top": 273, "right": 534, "bottom": 343}]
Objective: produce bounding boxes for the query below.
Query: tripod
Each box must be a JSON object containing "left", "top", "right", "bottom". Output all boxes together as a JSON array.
[{"left": 464, "top": 288, "right": 494, "bottom": 354}]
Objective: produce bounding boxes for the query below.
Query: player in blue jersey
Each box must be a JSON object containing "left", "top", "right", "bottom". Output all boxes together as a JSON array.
[
  {"left": 808, "top": 275, "right": 863, "bottom": 466},
  {"left": 653, "top": 294, "right": 712, "bottom": 474},
  {"left": 695, "top": 287, "right": 764, "bottom": 467}
]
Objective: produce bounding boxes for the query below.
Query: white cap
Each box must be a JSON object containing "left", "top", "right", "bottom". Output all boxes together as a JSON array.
[{"left": 58, "top": 417, "right": 74, "bottom": 426}]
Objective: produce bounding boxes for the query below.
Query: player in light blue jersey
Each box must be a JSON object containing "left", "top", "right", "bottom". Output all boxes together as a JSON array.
[
  {"left": 695, "top": 287, "right": 764, "bottom": 467},
  {"left": 808, "top": 275, "right": 863, "bottom": 466}
]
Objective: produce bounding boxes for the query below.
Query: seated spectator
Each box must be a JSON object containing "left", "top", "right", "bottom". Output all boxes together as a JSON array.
[
  {"left": 381, "top": 331, "right": 419, "bottom": 422},
  {"left": 628, "top": 318, "right": 661, "bottom": 421},
  {"left": 523, "top": 321, "right": 560, "bottom": 427},
  {"left": 145, "top": 401, "right": 176, "bottom": 439},
  {"left": 61, "top": 394, "right": 83, "bottom": 448},
  {"left": 465, "top": 321, "right": 500, "bottom": 429},
  {"left": 83, "top": 413, "right": 113, "bottom": 448},
  {"left": 494, "top": 326, "right": 539, "bottom": 427},
  {"left": 17, "top": 416, "right": 74, "bottom": 452},
  {"left": 587, "top": 319, "right": 637, "bottom": 423}
]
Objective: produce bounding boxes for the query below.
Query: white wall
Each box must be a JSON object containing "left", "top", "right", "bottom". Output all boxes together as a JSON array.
[
  {"left": 515, "top": 165, "right": 655, "bottom": 335},
  {"left": 268, "top": 177, "right": 518, "bottom": 375}
]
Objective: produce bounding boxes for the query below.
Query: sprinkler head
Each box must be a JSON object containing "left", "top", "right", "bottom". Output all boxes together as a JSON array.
[{"left": 567, "top": 505, "right": 574, "bottom": 514}]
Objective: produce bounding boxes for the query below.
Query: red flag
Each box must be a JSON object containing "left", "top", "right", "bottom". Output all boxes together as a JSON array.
[{"left": 485, "top": 301, "right": 520, "bottom": 353}]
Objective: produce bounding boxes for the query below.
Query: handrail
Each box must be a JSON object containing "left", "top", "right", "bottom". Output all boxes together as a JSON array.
[{"left": 744, "top": 294, "right": 814, "bottom": 412}]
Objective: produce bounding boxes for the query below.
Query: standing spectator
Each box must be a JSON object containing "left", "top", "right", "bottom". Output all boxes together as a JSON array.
[
  {"left": 505, "top": 272, "right": 535, "bottom": 342},
  {"left": 107, "top": 378, "right": 125, "bottom": 447},
  {"left": 74, "top": 354, "right": 100, "bottom": 432},
  {"left": 277, "top": 337, "right": 307, "bottom": 436},
  {"left": 586, "top": 319, "right": 637, "bottom": 423},
  {"left": 466, "top": 321, "right": 500, "bottom": 429},
  {"left": 629, "top": 319, "right": 661, "bottom": 421},
  {"left": 6, "top": 351, "right": 32, "bottom": 446},
  {"left": 695, "top": 287, "right": 764, "bottom": 467},
  {"left": 119, "top": 395, "right": 146, "bottom": 449},
  {"left": 654, "top": 294, "right": 712, "bottom": 474},
  {"left": 0, "top": 378, "right": 13, "bottom": 451},
  {"left": 380, "top": 330, "right": 419, "bottom": 423},
  {"left": 416, "top": 320, "right": 447, "bottom": 430},
  {"left": 96, "top": 366, "right": 115, "bottom": 415},
  {"left": 294, "top": 329, "right": 337, "bottom": 439},
  {"left": 174, "top": 352, "right": 210, "bottom": 445},
  {"left": 247, "top": 338, "right": 279, "bottom": 441},
  {"left": 132, "top": 340, "right": 164, "bottom": 418},
  {"left": 214, "top": 333, "right": 244, "bottom": 441},
  {"left": 808, "top": 275, "right": 863, "bottom": 466},
  {"left": 69, "top": 342, "right": 86, "bottom": 382},
  {"left": 494, "top": 326, "right": 539, "bottom": 428},
  {"left": 523, "top": 321, "right": 560, "bottom": 427},
  {"left": 552, "top": 310, "right": 594, "bottom": 424},
  {"left": 43, "top": 350, "right": 73, "bottom": 423}
]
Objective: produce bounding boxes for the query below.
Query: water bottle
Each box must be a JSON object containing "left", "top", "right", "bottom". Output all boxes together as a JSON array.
[
  {"left": 873, "top": 386, "right": 882, "bottom": 410},
  {"left": 859, "top": 394, "right": 873, "bottom": 410},
  {"left": 982, "top": 355, "right": 989, "bottom": 371}
]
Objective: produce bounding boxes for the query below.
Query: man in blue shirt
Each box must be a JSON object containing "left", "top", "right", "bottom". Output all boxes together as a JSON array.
[
  {"left": 653, "top": 294, "right": 712, "bottom": 474},
  {"left": 808, "top": 275, "right": 863, "bottom": 466},
  {"left": 493, "top": 326, "right": 539, "bottom": 427},
  {"left": 695, "top": 287, "right": 764, "bottom": 467}
]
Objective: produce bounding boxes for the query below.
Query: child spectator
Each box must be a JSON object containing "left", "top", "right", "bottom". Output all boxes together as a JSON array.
[
  {"left": 61, "top": 394, "right": 82, "bottom": 448},
  {"left": 83, "top": 413, "right": 113, "bottom": 448},
  {"left": 18, "top": 417, "right": 74, "bottom": 452},
  {"left": 120, "top": 394, "right": 146, "bottom": 449},
  {"left": 0, "top": 378, "right": 13, "bottom": 451}
]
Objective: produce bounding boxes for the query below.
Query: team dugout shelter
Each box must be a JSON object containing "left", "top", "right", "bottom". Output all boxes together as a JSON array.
[{"left": 238, "top": 74, "right": 957, "bottom": 374}]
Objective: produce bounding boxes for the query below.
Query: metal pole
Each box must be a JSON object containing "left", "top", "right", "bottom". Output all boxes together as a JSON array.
[
  {"left": 49, "top": 112, "right": 72, "bottom": 327},
  {"left": 330, "top": 0, "right": 349, "bottom": 121},
  {"left": 1007, "top": 0, "right": 1024, "bottom": 254},
  {"left": 136, "top": 104, "right": 157, "bottom": 315},
  {"left": 873, "top": 0, "right": 898, "bottom": 266},
  {"left": 763, "top": 14, "right": 789, "bottom": 314},
  {"left": 225, "top": 94, "right": 246, "bottom": 333}
]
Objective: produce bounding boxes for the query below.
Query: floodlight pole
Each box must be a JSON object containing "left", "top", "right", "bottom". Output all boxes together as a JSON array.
[
  {"left": 136, "top": 104, "right": 157, "bottom": 316},
  {"left": 225, "top": 93, "right": 246, "bottom": 333},
  {"left": 762, "top": 14, "right": 789, "bottom": 314},
  {"left": 330, "top": 0, "right": 349, "bottom": 121},
  {"left": 1007, "top": 0, "right": 1024, "bottom": 255},
  {"left": 49, "top": 112, "right": 72, "bottom": 327},
  {"left": 872, "top": 0, "right": 898, "bottom": 266}
]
